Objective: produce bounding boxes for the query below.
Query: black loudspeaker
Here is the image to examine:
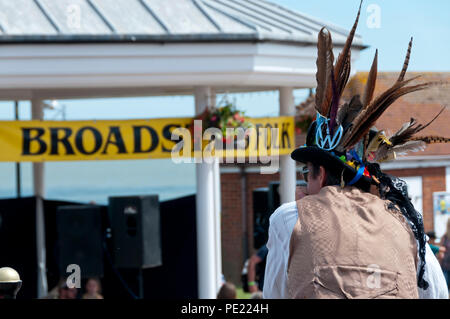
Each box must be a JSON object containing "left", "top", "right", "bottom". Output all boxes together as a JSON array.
[
  {"left": 0, "top": 198, "right": 38, "bottom": 299},
  {"left": 56, "top": 205, "right": 104, "bottom": 278},
  {"left": 109, "top": 195, "right": 162, "bottom": 269},
  {"left": 253, "top": 188, "right": 269, "bottom": 249}
]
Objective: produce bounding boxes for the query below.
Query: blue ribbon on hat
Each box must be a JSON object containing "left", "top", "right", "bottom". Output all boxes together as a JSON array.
[{"left": 347, "top": 149, "right": 365, "bottom": 186}]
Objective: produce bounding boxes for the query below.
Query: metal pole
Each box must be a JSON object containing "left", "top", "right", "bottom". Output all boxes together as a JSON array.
[
  {"left": 14, "top": 101, "right": 21, "bottom": 198},
  {"left": 31, "top": 98, "right": 48, "bottom": 298}
]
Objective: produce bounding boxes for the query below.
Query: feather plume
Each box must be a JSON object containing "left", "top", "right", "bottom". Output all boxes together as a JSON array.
[
  {"left": 342, "top": 77, "right": 441, "bottom": 148},
  {"left": 315, "top": 28, "right": 334, "bottom": 115},
  {"left": 337, "top": 51, "right": 352, "bottom": 97},
  {"left": 329, "top": 68, "right": 340, "bottom": 133},
  {"left": 321, "top": 1, "right": 362, "bottom": 117},
  {"left": 337, "top": 95, "right": 363, "bottom": 128},
  {"left": 336, "top": 102, "right": 349, "bottom": 126},
  {"left": 390, "top": 118, "right": 415, "bottom": 140},
  {"left": 392, "top": 140, "right": 426, "bottom": 155},
  {"left": 363, "top": 50, "right": 378, "bottom": 107},
  {"left": 369, "top": 107, "right": 448, "bottom": 161},
  {"left": 333, "top": 0, "right": 361, "bottom": 97},
  {"left": 388, "top": 118, "right": 417, "bottom": 146},
  {"left": 389, "top": 106, "right": 446, "bottom": 146},
  {"left": 372, "top": 143, "right": 389, "bottom": 162},
  {"left": 411, "top": 135, "right": 450, "bottom": 144},
  {"left": 375, "top": 140, "right": 426, "bottom": 162},
  {"left": 397, "top": 38, "right": 413, "bottom": 83}
]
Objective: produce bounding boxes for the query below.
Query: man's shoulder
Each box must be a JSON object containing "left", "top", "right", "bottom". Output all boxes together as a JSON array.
[
  {"left": 299, "top": 186, "right": 384, "bottom": 208},
  {"left": 269, "top": 201, "right": 298, "bottom": 225}
]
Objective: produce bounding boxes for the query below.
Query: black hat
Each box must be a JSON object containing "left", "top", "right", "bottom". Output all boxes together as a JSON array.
[{"left": 291, "top": 121, "right": 374, "bottom": 187}]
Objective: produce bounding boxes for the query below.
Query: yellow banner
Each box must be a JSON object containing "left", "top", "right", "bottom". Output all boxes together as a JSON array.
[{"left": 0, "top": 116, "right": 294, "bottom": 162}]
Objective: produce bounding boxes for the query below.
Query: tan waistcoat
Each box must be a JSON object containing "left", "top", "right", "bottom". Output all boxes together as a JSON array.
[{"left": 287, "top": 186, "right": 419, "bottom": 299}]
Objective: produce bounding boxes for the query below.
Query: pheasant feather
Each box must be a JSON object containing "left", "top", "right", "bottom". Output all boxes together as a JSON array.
[
  {"left": 397, "top": 38, "right": 413, "bottom": 83},
  {"left": 389, "top": 106, "right": 446, "bottom": 146},
  {"left": 411, "top": 135, "right": 450, "bottom": 144},
  {"left": 315, "top": 28, "right": 334, "bottom": 115},
  {"left": 363, "top": 50, "right": 378, "bottom": 107}
]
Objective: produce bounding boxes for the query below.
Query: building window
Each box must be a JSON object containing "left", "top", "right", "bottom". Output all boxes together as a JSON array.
[{"left": 402, "top": 176, "right": 423, "bottom": 216}]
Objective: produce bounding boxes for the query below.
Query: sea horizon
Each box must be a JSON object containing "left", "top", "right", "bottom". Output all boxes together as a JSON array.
[{"left": 0, "top": 159, "right": 197, "bottom": 205}]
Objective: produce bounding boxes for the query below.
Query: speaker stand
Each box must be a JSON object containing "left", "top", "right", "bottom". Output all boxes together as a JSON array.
[{"left": 138, "top": 268, "right": 144, "bottom": 299}]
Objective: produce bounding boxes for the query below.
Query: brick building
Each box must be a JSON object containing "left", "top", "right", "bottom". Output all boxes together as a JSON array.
[{"left": 220, "top": 72, "right": 450, "bottom": 284}]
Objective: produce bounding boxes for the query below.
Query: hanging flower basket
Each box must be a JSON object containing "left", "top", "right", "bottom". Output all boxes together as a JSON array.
[{"left": 191, "top": 103, "right": 253, "bottom": 146}]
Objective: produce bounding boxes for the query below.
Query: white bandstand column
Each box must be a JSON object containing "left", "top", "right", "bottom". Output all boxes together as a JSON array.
[
  {"left": 279, "top": 87, "right": 296, "bottom": 204},
  {"left": 194, "top": 86, "right": 218, "bottom": 298},
  {"left": 210, "top": 90, "right": 223, "bottom": 293},
  {"left": 31, "top": 98, "right": 48, "bottom": 298}
]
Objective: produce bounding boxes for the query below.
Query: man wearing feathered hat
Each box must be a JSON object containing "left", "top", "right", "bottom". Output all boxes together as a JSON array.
[{"left": 263, "top": 2, "right": 449, "bottom": 299}]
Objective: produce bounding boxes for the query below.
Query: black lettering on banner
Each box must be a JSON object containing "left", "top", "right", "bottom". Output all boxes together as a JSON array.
[
  {"left": 75, "top": 126, "right": 103, "bottom": 155},
  {"left": 22, "top": 127, "right": 47, "bottom": 155},
  {"left": 102, "top": 126, "right": 127, "bottom": 154},
  {"left": 273, "top": 123, "right": 280, "bottom": 149},
  {"left": 282, "top": 122, "right": 291, "bottom": 149},
  {"left": 161, "top": 124, "right": 179, "bottom": 153},
  {"left": 133, "top": 126, "right": 159, "bottom": 153},
  {"left": 244, "top": 134, "right": 250, "bottom": 150},
  {"left": 50, "top": 127, "right": 75, "bottom": 155}
]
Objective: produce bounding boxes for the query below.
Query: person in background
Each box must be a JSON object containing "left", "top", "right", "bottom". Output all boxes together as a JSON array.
[
  {"left": 43, "top": 278, "right": 78, "bottom": 299},
  {"left": 82, "top": 277, "right": 104, "bottom": 299},
  {"left": 216, "top": 282, "right": 236, "bottom": 299},
  {"left": 250, "top": 291, "right": 263, "bottom": 299},
  {"left": 439, "top": 196, "right": 447, "bottom": 215},
  {"left": 247, "top": 244, "right": 268, "bottom": 293},
  {"left": 440, "top": 219, "right": 450, "bottom": 290},
  {"left": 426, "top": 231, "right": 446, "bottom": 263},
  {"left": 58, "top": 280, "right": 78, "bottom": 299}
]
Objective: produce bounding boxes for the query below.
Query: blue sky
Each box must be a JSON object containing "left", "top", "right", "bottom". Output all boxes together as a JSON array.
[
  {"left": 0, "top": 0, "right": 448, "bottom": 121},
  {"left": 275, "top": 0, "right": 450, "bottom": 71}
]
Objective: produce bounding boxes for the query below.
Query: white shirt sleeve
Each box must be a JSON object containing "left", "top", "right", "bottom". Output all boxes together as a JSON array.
[
  {"left": 263, "top": 201, "right": 298, "bottom": 299},
  {"left": 418, "top": 243, "right": 449, "bottom": 299}
]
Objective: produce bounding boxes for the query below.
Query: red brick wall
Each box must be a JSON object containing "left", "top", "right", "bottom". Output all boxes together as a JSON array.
[
  {"left": 220, "top": 165, "right": 447, "bottom": 286},
  {"left": 220, "top": 173, "right": 244, "bottom": 285}
]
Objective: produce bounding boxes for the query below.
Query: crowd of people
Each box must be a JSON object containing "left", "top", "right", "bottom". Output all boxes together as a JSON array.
[{"left": 44, "top": 277, "right": 104, "bottom": 300}]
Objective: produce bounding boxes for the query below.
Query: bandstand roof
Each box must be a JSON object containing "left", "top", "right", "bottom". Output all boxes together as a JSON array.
[{"left": 0, "top": 0, "right": 366, "bottom": 100}]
